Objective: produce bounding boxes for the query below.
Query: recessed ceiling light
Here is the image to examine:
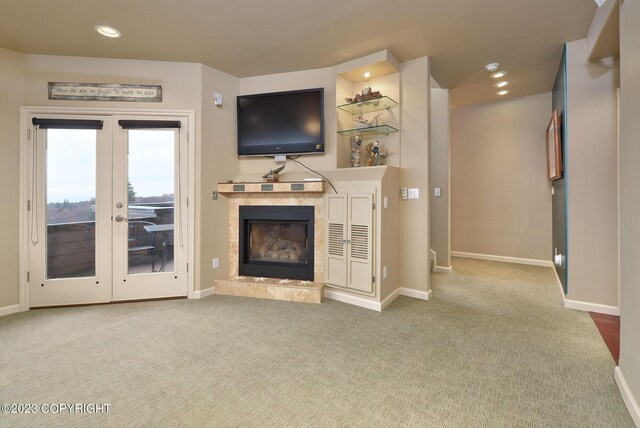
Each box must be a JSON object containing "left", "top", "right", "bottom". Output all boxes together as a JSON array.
[
  {"left": 493, "top": 81, "right": 509, "bottom": 88},
  {"left": 363, "top": 71, "right": 371, "bottom": 79},
  {"left": 95, "top": 25, "right": 121, "bottom": 38},
  {"left": 496, "top": 90, "right": 510, "bottom": 96},
  {"left": 485, "top": 63, "right": 500, "bottom": 72},
  {"left": 490, "top": 70, "right": 508, "bottom": 79}
]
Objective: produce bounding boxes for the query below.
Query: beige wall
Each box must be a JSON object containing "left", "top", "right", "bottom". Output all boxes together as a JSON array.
[
  {"left": 565, "top": 39, "right": 619, "bottom": 307},
  {"left": 618, "top": 0, "right": 640, "bottom": 417},
  {"left": 17, "top": 54, "right": 240, "bottom": 295},
  {"left": 0, "top": 48, "right": 25, "bottom": 309},
  {"left": 430, "top": 87, "right": 450, "bottom": 267},
  {"left": 236, "top": 55, "right": 432, "bottom": 294},
  {"left": 379, "top": 167, "right": 401, "bottom": 300},
  {"left": 237, "top": 68, "right": 337, "bottom": 180},
  {"left": 400, "top": 57, "right": 431, "bottom": 292},
  {"left": 199, "top": 64, "right": 240, "bottom": 289},
  {"left": 451, "top": 93, "right": 552, "bottom": 261},
  {"left": 0, "top": 49, "right": 433, "bottom": 306},
  {"left": 22, "top": 55, "right": 201, "bottom": 109}
]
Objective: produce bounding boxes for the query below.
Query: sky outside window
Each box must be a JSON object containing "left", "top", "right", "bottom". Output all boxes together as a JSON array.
[{"left": 46, "top": 129, "right": 174, "bottom": 203}]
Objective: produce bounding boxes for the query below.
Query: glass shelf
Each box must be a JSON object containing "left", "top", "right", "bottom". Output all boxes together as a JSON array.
[
  {"left": 337, "top": 96, "right": 399, "bottom": 115},
  {"left": 337, "top": 125, "right": 399, "bottom": 138}
]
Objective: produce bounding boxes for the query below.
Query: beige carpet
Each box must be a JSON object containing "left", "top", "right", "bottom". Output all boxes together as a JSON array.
[{"left": 0, "top": 258, "right": 633, "bottom": 427}]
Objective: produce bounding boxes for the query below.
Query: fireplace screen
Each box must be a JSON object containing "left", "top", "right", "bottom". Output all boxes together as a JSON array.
[
  {"left": 239, "top": 205, "right": 314, "bottom": 280},
  {"left": 249, "top": 222, "right": 308, "bottom": 264}
]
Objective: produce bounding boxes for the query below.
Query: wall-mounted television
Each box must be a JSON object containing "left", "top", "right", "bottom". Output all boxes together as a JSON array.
[{"left": 237, "top": 88, "right": 324, "bottom": 156}]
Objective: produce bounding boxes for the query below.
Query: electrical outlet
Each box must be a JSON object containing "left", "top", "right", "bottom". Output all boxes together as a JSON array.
[
  {"left": 213, "top": 258, "right": 219, "bottom": 269},
  {"left": 212, "top": 191, "right": 218, "bottom": 200},
  {"left": 383, "top": 266, "right": 388, "bottom": 279}
]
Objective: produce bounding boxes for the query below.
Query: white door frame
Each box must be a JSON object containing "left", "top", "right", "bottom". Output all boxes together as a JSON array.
[{"left": 19, "top": 106, "right": 196, "bottom": 311}]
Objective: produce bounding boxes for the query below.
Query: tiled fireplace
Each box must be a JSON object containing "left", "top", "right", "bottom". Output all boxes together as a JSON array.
[{"left": 228, "top": 192, "right": 325, "bottom": 283}]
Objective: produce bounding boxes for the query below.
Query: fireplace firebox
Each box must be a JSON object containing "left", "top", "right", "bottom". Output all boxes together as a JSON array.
[{"left": 239, "top": 206, "right": 314, "bottom": 280}]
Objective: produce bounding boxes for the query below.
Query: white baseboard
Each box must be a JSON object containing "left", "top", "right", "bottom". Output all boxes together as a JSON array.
[
  {"left": 429, "top": 249, "right": 437, "bottom": 272},
  {"left": 324, "top": 286, "right": 432, "bottom": 312},
  {"left": 381, "top": 288, "right": 402, "bottom": 310},
  {"left": 192, "top": 286, "right": 215, "bottom": 299},
  {"left": 550, "top": 261, "right": 620, "bottom": 316},
  {"left": 0, "top": 304, "right": 21, "bottom": 317},
  {"left": 615, "top": 366, "right": 640, "bottom": 427},
  {"left": 324, "top": 288, "right": 382, "bottom": 312},
  {"left": 400, "top": 287, "right": 432, "bottom": 301},
  {"left": 564, "top": 299, "right": 620, "bottom": 316},
  {"left": 552, "top": 266, "right": 567, "bottom": 305},
  {"left": 429, "top": 249, "right": 452, "bottom": 274},
  {"left": 451, "top": 251, "right": 553, "bottom": 267},
  {"left": 434, "top": 265, "right": 452, "bottom": 274}
]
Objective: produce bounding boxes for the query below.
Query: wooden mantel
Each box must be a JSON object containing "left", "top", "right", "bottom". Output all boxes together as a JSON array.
[{"left": 217, "top": 180, "right": 325, "bottom": 194}]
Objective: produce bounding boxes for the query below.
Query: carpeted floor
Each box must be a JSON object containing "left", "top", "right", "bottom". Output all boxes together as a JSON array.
[{"left": 0, "top": 258, "right": 633, "bottom": 427}]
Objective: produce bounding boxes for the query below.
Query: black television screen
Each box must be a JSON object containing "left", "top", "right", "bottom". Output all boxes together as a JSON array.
[{"left": 237, "top": 88, "right": 324, "bottom": 156}]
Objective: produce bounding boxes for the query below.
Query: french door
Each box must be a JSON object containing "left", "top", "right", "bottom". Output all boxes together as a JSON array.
[{"left": 28, "top": 114, "right": 188, "bottom": 307}]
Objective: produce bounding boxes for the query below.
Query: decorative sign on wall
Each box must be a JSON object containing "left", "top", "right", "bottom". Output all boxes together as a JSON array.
[{"left": 48, "top": 82, "right": 162, "bottom": 102}]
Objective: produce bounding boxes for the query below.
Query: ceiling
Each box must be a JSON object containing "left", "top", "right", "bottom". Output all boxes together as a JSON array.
[{"left": 0, "top": 0, "right": 596, "bottom": 107}]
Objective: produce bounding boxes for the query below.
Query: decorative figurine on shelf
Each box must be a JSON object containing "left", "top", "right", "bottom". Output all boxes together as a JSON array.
[
  {"left": 353, "top": 115, "right": 368, "bottom": 129},
  {"left": 344, "top": 86, "right": 383, "bottom": 104},
  {"left": 369, "top": 112, "right": 383, "bottom": 127},
  {"left": 366, "top": 140, "right": 389, "bottom": 166},
  {"left": 353, "top": 112, "right": 383, "bottom": 129},
  {"left": 262, "top": 164, "right": 285, "bottom": 182},
  {"left": 350, "top": 135, "right": 363, "bottom": 167}
]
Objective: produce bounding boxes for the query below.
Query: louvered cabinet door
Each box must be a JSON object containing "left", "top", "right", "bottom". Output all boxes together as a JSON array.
[
  {"left": 325, "top": 195, "right": 347, "bottom": 288},
  {"left": 347, "top": 194, "right": 374, "bottom": 293}
]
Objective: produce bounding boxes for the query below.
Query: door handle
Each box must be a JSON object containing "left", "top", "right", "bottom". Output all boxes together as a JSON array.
[{"left": 115, "top": 215, "right": 128, "bottom": 222}]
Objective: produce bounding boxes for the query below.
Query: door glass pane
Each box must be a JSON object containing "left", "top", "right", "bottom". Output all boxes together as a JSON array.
[
  {"left": 46, "top": 129, "right": 97, "bottom": 279},
  {"left": 127, "top": 130, "right": 175, "bottom": 274}
]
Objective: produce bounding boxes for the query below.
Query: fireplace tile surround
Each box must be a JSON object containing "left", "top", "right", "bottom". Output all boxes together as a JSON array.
[
  {"left": 212, "top": 189, "right": 325, "bottom": 304},
  {"left": 228, "top": 193, "right": 325, "bottom": 283}
]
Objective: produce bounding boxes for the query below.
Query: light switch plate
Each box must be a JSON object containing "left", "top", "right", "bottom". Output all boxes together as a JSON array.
[
  {"left": 213, "top": 91, "right": 223, "bottom": 106},
  {"left": 383, "top": 196, "right": 388, "bottom": 209},
  {"left": 434, "top": 187, "right": 441, "bottom": 197},
  {"left": 213, "top": 258, "right": 219, "bottom": 269},
  {"left": 408, "top": 188, "right": 420, "bottom": 199}
]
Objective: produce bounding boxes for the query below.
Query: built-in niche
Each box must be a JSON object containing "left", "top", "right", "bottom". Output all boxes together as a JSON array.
[{"left": 336, "top": 71, "right": 401, "bottom": 169}]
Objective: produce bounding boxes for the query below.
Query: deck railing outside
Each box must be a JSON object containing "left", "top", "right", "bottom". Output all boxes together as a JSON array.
[{"left": 46, "top": 206, "right": 174, "bottom": 278}]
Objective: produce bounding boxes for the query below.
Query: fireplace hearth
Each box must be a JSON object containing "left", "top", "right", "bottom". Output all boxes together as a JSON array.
[{"left": 239, "top": 206, "right": 314, "bottom": 280}]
